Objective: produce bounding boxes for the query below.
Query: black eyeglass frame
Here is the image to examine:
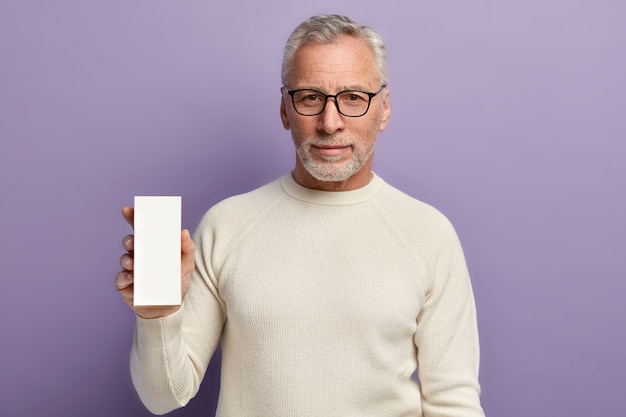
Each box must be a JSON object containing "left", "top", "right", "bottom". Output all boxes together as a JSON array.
[{"left": 284, "top": 85, "right": 387, "bottom": 117}]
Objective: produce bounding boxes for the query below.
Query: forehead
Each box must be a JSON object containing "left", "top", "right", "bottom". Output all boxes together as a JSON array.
[{"left": 290, "top": 35, "right": 379, "bottom": 90}]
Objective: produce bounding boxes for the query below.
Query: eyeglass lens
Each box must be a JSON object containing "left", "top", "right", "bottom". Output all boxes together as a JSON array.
[{"left": 292, "top": 90, "right": 372, "bottom": 117}]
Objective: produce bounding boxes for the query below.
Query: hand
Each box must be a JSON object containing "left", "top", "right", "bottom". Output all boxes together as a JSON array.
[{"left": 115, "top": 206, "right": 195, "bottom": 319}]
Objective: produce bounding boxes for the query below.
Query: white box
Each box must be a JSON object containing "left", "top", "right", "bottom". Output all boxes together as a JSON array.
[{"left": 133, "top": 196, "right": 182, "bottom": 306}]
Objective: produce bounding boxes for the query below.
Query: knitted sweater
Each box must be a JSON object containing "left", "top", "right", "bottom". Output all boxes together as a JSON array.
[{"left": 130, "top": 173, "right": 485, "bottom": 417}]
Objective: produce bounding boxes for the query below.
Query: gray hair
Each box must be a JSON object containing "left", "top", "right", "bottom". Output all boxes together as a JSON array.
[{"left": 281, "top": 15, "right": 388, "bottom": 88}]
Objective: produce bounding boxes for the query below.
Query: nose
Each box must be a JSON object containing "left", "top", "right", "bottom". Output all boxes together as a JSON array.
[{"left": 317, "top": 97, "right": 345, "bottom": 134}]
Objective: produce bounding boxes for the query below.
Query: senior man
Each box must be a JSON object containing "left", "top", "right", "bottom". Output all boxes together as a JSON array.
[{"left": 117, "top": 14, "right": 485, "bottom": 417}]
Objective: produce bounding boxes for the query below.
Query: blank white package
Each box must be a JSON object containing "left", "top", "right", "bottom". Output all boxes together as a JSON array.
[{"left": 133, "top": 196, "right": 182, "bottom": 306}]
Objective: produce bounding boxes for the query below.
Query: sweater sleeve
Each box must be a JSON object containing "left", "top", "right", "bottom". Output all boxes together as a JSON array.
[
  {"left": 413, "top": 220, "right": 485, "bottom": 417},
  {"left": 129, "top": 215, "right": 226, "bottom": 415}
]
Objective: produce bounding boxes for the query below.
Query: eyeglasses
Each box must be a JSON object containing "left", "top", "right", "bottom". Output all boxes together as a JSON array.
[{"left": 285, "top": 85, "right": 386, "bottom": 117}]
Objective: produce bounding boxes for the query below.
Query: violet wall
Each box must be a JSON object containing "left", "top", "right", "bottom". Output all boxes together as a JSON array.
[{"left": 1, "top": 1, "right": 624, "bottom": 416}]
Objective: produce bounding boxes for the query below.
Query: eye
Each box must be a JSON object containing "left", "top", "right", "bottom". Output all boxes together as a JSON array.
[
  {"left": 339, "top": 91, "right": 368, "bottom": 102},
  {"left": 338, "top": 91, "right": 368, "bottom": 106},
  {"left": 294, "top": 90, "right": 325, "bottom": 105}
]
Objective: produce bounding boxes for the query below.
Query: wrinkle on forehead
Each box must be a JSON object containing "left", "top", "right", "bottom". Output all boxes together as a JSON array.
[{"left": 290, "top": 36, "right": 379, "bottom": 92}]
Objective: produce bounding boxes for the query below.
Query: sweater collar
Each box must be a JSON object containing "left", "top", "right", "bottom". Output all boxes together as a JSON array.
[{"left": 280, "top": 172, "right": 384, "bottom": 206}]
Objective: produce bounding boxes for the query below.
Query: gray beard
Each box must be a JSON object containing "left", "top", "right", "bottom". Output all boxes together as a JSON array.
[{"left": 296, "top": 139, "right": 376, "bottom": 182}]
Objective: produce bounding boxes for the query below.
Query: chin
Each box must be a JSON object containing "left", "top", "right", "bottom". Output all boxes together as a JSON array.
[{"left": 305, "top": 162, "right": 360, "bottom": 183}]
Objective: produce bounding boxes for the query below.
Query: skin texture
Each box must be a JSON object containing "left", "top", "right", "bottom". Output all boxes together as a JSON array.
[{"left": 280, "top": 35, "right": 391, "bottom": 191}]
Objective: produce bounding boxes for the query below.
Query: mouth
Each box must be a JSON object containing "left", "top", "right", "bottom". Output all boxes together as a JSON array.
[{"left": 313, "top": 144, "right": 352, "bottom": 157}]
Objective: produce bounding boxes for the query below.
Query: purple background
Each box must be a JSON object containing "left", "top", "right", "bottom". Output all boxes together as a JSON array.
[{"left": 1, "top": 1, "right": 624, "bottom": 416}]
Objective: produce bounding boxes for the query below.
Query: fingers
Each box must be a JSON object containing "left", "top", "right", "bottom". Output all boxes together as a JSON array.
[
  {"left": 115, "top": 269, "right": 134, "bottom": 291},
  {"left": 115, "top": 269, "right": 135, "bottom": 308},
  {"left": 117, "top": 205, "right": 135, "bottom": 310},
  {"left": 120, "top": 252, "right": 133, "bottom": 271},
  {"left": 122, "top": 234, "right": 134, "bottom": 252},
  {"left": 118, "top": 233, "right": 134, "bottom": 307},
  {"left": 121, "top": 206, "right": 134, "bottom": 229}
]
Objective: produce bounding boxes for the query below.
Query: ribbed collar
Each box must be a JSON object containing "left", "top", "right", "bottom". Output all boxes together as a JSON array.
[{"left": 279, "top": 172, "right": 385, "bottom": 206}]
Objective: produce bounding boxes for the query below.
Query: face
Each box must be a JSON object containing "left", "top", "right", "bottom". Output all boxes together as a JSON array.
[{"left": 280, "top": 35, "right": 391, "bottom": 191}]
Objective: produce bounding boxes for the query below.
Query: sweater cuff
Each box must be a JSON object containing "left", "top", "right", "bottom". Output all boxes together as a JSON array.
[{"left": 134, "top": 307, "right": 184, "bottom": 349}]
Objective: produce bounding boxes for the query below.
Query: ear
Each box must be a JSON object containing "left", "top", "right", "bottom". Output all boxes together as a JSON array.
[
  {"left": 378, "top": 89, "right": 391, "bottom": 132},
  {"left": 280, "top": 88, "right": 291, "bottom": 130}
]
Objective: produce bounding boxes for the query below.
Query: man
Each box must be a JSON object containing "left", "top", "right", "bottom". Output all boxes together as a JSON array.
[{"left": 116, "top": 14, "right": 485, "bottom": 417}]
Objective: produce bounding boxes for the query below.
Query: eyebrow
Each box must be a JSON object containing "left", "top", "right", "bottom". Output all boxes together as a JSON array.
[{"left": 293, "top": 85, "right": 371, "bottom": 93}]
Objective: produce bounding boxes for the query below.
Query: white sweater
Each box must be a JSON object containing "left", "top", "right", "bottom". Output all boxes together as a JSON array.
[{"left": 130, "top": 173, "right": 485, "bottom": 417}]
